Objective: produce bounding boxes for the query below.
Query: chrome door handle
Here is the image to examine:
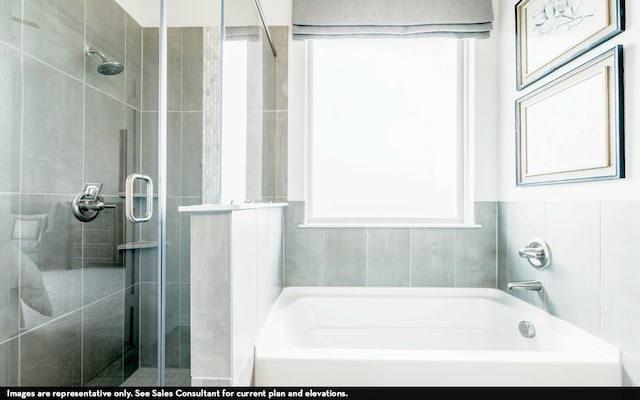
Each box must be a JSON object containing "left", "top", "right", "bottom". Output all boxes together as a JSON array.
[{"left": 125, "top": 173, "right": 153, "bottom": 223}]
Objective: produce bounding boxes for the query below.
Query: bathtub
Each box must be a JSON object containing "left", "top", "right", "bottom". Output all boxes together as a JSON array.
[{"left": 253, "top": 287, "right": 621, "bottom": 386}]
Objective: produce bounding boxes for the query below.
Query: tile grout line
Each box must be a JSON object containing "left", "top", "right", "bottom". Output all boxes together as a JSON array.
[
  {"left": 365, "top": 229, "right": 369, "bottom": 286},
  {"left": 452, "top": 229, "right": 456, "bottom": 287},
  {"left": 0, "top": 37, "right": 20, "bottom": 53},
  {"left": 320, "top": 229, "right": 325, "bottom": 285},
  {"left": 408, "top": 228, "right": 413, "bottom": 287}
]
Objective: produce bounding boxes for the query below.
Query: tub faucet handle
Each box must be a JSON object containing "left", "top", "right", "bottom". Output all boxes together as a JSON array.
[
  {"left": 518, "top": 247, "right": 545, "bottom": 259},
  {"left": 518, "top": 238, "right": 551, "bottom": 270}
]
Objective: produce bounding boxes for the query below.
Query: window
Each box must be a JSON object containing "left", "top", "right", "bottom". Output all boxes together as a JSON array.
[{"left": 307, "top": 39, "right": 470, "bottom": 225}]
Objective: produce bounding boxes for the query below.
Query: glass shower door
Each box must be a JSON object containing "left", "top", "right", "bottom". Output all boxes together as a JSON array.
[
  {"left": 0, "top": 0, "right": 219, "bottom": 387},
  {"left": 135, "top": 0, "right": 221, "bottom": 387},
  {"left": 0, "top": 0, "right": 162, "bottom": 387},
  {"left": 118, "top": 0, "right": 221, "bottom": 386}
]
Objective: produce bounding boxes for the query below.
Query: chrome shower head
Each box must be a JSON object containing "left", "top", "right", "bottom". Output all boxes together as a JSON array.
[
  {"left": 97, "top": 61, "right": 124, "bottom": 76},
  {"left": 85, "top": 47, "right": 124, "bottom": 76}
]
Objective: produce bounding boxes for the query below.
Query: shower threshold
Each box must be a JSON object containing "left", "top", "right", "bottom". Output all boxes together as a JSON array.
[{"left": 121, "top": 368, "right": 191, "bottom": 387}]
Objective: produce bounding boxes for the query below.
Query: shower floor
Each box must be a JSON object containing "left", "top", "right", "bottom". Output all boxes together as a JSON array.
[{"left": 86, "top": 326, "right": 190, "bottom": 387}]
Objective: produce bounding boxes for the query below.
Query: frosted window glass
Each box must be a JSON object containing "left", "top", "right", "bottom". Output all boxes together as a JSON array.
[{"left": 310, "top": 39, "right": 461, "bottom": 220}]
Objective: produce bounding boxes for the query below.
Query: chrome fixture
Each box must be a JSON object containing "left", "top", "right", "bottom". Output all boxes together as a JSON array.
[
  {"left": 519, "top": 238, "right": 551, "bottom": 270},
  {"left": 72, "top": 183, "right": 116, "bottom": 222},
  {"left": 508, "top": 280, "right": 544, "bottom": 292},
  {"left": 518, "top": 321, "right": 536, "bottom": 338},
  {"left": 85, "top": 46, "right": 124, "bottom": 76},
  {"left": 125, "top": 173, "right": 153, "bottom": 223}
]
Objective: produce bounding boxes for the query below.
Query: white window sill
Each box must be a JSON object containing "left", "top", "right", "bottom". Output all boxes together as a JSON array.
[{"left": 297, "top": 223, "right": 482, "bottom": 229}]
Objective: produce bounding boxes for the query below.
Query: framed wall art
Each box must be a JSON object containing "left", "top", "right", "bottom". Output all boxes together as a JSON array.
[
  {"left": 516, "top": 0, "right": 624, "bottom": 90},
  {"left": 516, "top": 45, "right": 624, "bottom": 186}
]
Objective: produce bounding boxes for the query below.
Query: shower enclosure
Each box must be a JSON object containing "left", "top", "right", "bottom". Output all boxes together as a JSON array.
[{"left": 0, "top": 0, "right": 276, "bottom": 386}]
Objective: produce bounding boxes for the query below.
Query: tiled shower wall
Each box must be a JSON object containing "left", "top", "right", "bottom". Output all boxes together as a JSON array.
[
  {"left": 498, "top": 201, "right": 640, "bottom": 386},
  {"left": 0, "top": 0, "right": 143, "bottom": 386},
  {"left": 264, "top": 26, "right": 288, "bottom": 203},
  {"left": 284, "top": 202, "right": 497, "bottom": 288}
]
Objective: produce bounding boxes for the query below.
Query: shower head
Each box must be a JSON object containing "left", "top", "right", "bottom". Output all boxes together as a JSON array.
[
  {"left": 97, "top": 61, "right": 125, "bottom": 76},
  {"left": 85, "top": 47, "right": 124, "bottom": 76}
]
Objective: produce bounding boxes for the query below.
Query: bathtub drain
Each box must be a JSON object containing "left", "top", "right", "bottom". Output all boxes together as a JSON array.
[{"left": 518, "top": 321, "right": 536, "bottom": 338}]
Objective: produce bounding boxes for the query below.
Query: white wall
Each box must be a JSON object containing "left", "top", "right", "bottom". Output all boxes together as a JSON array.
[
  {"left": 220, "top": 41, "right": 249, "bottom": 204},
  {"left": 115, "top": 0, "right": 221, "bottom": 27},
  {"left": 259, "top": 0, "right": 293, "bottom": 25},
  {"left": 497, "top": 0, "right": 640, "bottom": 201},
  {"left": 261, "top": 1, "right": 500, "bottom": 202}
]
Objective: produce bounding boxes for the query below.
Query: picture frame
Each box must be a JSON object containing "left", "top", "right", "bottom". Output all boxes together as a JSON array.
[
  {"left": 516, "top": 45, "right": 624, "bottom": 186},
  {"left": 515, "top": 0, "right": 624, "bottom": 90}
]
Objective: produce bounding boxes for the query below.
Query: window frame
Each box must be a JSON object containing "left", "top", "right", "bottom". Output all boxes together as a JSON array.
[{"left": 304, "top": 39, "right": 476, "bottom": 228}]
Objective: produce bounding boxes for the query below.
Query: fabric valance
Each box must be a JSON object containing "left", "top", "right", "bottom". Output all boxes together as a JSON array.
[{"left": 292, "top": 0, "right": 494, "bottom": 40}]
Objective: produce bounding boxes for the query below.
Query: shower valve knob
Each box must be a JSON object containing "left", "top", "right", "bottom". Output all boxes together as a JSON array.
[{"left": 72, "top": 183, "right": 116, "bottom": 222}]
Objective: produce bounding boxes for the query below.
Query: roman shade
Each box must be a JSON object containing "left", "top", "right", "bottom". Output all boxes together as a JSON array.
[{"left": 292, "top": 0, "right": 494, "bottom": 40}]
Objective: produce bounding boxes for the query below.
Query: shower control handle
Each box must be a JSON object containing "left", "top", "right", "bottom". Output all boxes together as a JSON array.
[
  {"left": 72, "top": 183, "right": 116, "bottom": 223},
  {"left": 518, "top": 238, "right": 551, "bottom": 270}
]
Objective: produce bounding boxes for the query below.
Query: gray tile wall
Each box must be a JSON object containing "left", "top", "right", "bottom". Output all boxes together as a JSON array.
[
  {"left": 85, "top": 0, "right": 126, "bottom": 101},
  {"left": 284, "top": 202, "right": 497, "bottom": 288},
  {"left": 257, "top": 26, "right": 288, "bottom": 202},
  {"left": 0, "top": 1, "right": 21, "bottom": 48},
  {"left": 231, "top": 211, "right": 258, "bottom": 382},
  {"left": 367, "top": 229, "right": 411, "bottom": 287},
  {"left": 23, "top": 0, "right": 85, "bottom": 79},
  {"left": 324, "top": 229, "right": 366, "bottom": 286},
  {"left": 498, "top": 201, "right": 640, "bottom": 386},
  {"left": 190, "top": 214, "right": 231, "bottom": 380},
  {"left": 410, "top": 230, "right": 454, "bottom": 287},
  {"left": 0, "top": 44, "right": 21, "bottom": 193},
  {"left": 22, "top": 55, "right": 83, "bottom": 194},
  {"left": 189, "top": 207, "right": 284, "bottom": 386},
  {"left": 20, "top": 311, "right": 82, "bottom": 386}
]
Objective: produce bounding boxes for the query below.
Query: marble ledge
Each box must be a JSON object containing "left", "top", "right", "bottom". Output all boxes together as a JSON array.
[{"left": 178, "top": 203, "right": 288, "bottom": 213}]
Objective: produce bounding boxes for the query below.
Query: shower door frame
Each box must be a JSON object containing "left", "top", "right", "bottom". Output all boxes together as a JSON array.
[{"left": 156, "top": 0, "right": 169, "bottom": 387}]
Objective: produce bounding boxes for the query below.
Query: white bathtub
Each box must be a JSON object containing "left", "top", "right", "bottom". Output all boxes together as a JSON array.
[{"left": 253, "top": 287, "right": 621, "bottom": 386}]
